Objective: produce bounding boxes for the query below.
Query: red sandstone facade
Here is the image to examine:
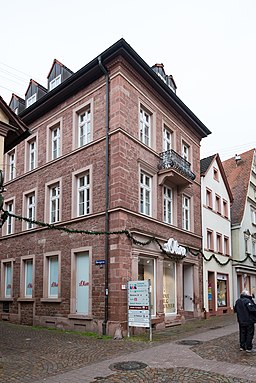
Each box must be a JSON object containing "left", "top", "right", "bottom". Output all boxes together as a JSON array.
[{"left": 0, "top": 39, "right": 210, "bottom": 335}]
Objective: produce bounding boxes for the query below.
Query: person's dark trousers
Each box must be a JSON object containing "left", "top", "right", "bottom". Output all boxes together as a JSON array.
[{"left": 239, "top": 323, "right": 255, "bottom": 350}]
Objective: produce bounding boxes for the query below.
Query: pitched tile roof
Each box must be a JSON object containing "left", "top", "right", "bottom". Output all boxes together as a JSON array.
[
  {"left": 222, "top": 149, "right": 255, "bottom": 225},
  {"left": 200, "top": 154, "right": 215, "bottom": 175}
]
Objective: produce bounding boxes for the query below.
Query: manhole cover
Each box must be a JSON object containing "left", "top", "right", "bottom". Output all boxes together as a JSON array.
[
  {"left": 176, "top": 339, "right": 203, "bottom": 345},
  {"left": 109, "top": 361, "right": 148, "bottom": 371}
]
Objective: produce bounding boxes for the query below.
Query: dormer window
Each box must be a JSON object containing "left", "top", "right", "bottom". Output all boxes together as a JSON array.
[
  {"left": 49, "top": 75, "right": 61, "bottom": 90},
  {"left": 26, "top": 93, "right": 37, "bottom": 108}
]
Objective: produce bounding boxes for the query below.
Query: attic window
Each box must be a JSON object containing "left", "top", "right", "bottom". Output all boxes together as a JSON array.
[
  {"left": 49, "top": 75, "right": 61, "bottom": 90},
  {"left": 26, "top": 93, "right": 37, "bottom": 107}
]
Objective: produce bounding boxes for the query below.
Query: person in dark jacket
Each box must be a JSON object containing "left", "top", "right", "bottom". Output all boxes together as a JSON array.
[{"left": 234, "top": 289, "right": 256, "bottom": 352}]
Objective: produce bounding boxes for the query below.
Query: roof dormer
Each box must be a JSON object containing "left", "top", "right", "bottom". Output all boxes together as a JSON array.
[
  {"left": 47, "top": 59, "right": 73, "bottom": 91},
  {"left": 151, "top": 63, "right": 177, "bottom": 93},
  {"left": 9, "top": 93, "right": 25, "bottom": 115},
  {"left": 25, "top": 79, "right": 47, "bottom": 108}
]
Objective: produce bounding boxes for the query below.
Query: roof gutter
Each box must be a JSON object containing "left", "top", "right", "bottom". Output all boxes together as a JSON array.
[{"left": 98, "top": 56, "right": 110, "bottom": 336}]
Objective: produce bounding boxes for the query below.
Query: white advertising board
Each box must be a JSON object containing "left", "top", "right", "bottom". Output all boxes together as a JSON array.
[{"left": 127, "top": 280, "right": 151, "bottom": 328}]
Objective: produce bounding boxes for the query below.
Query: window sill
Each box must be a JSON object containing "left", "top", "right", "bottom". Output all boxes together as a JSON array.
[
  {"left": 68, "top": 314, "right": 93, "bottom": 320},
  {"left": 40, "top": 298, "right": 62, "bottom": 303},
  {"left": 17, "top": 298, "right": 35, "bottom": 302},
  {"left": 0, "top": 298, "right": 13, "bottom": 302}
]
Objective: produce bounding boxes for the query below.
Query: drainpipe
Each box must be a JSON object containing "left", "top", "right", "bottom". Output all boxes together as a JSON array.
[{"left": 98, "top": 56, "right": 110, "bottom": 336}]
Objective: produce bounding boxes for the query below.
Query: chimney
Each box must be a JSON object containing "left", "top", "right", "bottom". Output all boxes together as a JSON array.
[{"left": 235, "top": 154, "right": 242, "bottom": 165}]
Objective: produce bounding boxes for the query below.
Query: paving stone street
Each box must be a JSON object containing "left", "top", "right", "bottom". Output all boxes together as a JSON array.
[{"left": 1, "top": 314, "right": 256, "bottom": 382}]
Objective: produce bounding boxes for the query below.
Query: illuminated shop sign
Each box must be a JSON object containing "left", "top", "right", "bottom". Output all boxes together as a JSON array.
[{"left": 163, "top": 238, "right": 186, "bottom": 256}]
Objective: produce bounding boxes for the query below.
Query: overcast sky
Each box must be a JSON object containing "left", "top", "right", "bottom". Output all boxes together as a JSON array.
[{"left": 1, "top": 0, "right": 255, "bottom": 160}]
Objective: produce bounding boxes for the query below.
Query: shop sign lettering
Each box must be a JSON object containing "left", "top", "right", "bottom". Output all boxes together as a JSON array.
[
  {"left": 163, "top": 238, "right": 186, "bottom": 256},
  {"left": 79, "top": 280, "right": 89, "bottom": 286},
  {"left": 51, "top": 281, "right": 58, "bottom": 287}
]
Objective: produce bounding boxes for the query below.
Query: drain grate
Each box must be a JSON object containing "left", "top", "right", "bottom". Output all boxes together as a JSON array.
[
  {"left": 209, "top": 326, "right": 223, "bottom": 330},
  {"left": 176, "top": 339, "right": 203, "bottom": 345},
  {"left": 109, "top": 361, "right": 148, "bottom": 371}
]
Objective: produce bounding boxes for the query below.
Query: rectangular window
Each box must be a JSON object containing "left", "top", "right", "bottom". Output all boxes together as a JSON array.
[
  {"left": 163, "top": 126, "right": 172, "bottom": 151},
  {"left": 223, "top": 199, "right": 228, "bottom": 218},
  {"left": 78, "top": 109, "right": 91, "bottom": 147},
  {"left": 216, "top": 233, "right": 223, "bottom": 254},
  {"left": 245, "top": 236, "right": 250, "bottom": 254},
  {"left": 29, "top": 139, "right": 37, "bottom": 171},
  {"left": 163, "top": 261, "right": 176, "bottom": 314},
  {"left": 206, "top": 189, "right": 212, "bottom": 209},
  {"left": 77, "top": 173, "right": 90, "bottom": 216},
  {"left": 252, "top": 241, "right": 256, "bottom": 257},
  {"left": 224, "top": 236, "right": 230, "bottom": 256},
  {"left": 182, "top": 195, "right": 190, "bottom": 230},
  {"left": 215, "top": 194, "right": 221, "bottom": 214},
  {"left": 4, "top": 262, "right": 12, "bottom": 298},
  {"left": 8, "top": 151, "right": 16, "bottom": 180},
  {"left": 251, "top": 208, "right": 256, "bottom": 225},
  {"left": 6, "top": 201, "right": 14, "bottom": 235},
  {"left": 49, "top": 184, "right": 60, "bottom": 223},
  {"left": 182, "top": 141, "right": 190, "bottom": 161},
  {"left": 217, "top": 274, "right": 227, "bottom": 307},
  {"left": 24, "top": 259, "right": 33, "bottom": 298},
  {"left": 48, "top": 256, "right": 59, "bottom": 298},
  {"left": 51, "top": 126, "right": 60, "bottom": 159},
  {"left": 138, "top": 257, "right": 155, "bottom": 315},
  {"left": 49, "top": 74, "right": 61, "bottom": 90},
  {"left": 207, "top": 229, "right": 213, "bottom": 251},
  {"left": 140, "top": 107, "right": 151, "bottom": 146},
  {"left": 213, "top": 167, "right": 219, "bottom": 181},
  {"left": 140, "top": 171, "right": 152, "bottom": 216},
  {"left": 164, "top": 186, "right": 172, "bottom": 224},
  {"left": 26, "top": 193, "right": 36, "bottom": 229},
  {"left": 26, "top": 93, "right": 37, "bottom": 107}
]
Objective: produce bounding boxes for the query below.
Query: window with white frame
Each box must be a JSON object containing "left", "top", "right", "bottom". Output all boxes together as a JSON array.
[
  {"left": 252, "top": 240, "right": 256, "bottom": 257},
  {"left": 182, "top": 141, "right": 190, "bottom": 162},
  {"left": 4, "top": 262, "right": 12, "bottom": 298},
  {"left": 140, "top": 107, "right": 151, "bottom": 146},
  {"left": 26, "top": 93, "right": 37, "bottom": 108},
  {"left": 43, "top": 255, "right": 59, "bottom": 299},
  {"left": 78, "top": 108, "right": 91, "bottom": 147},
  {"left": 24, "top": 259, "right": 33, "bottom": 298},
  {"left": 49, "top": 74, "right": 61, "bottom": 90},
  {"left": 251, "top": 208, "right": 256, "bottom": 225},
  {"left": 26, "top": 193, "right": 36, "bottom": 229},
  {"left": 182, "top": 195, "right": 190, "bottom": 230},
  {"left": 163, "top": 125, "right": 172, "bottom": 151},
  {"left": 138, "top": 257, "right": 156, "bottom": 315},
  {"left": 163, "top": 261, "right": 176, "bottom": 314},
  {"left": 28, "top": 139, "right": 37, "bottom": 171},
  {"left": 77, "top": 172, "right": 90, "bottom": 216},
  {"left": 51, "top": 125, "right": 61, "bottom": 160},
  {"left": 49, "top": 184, "right": 60, "bottom": 223},
  {"left": 245, "top": 234, "right": 250, "bottom": 254},
  {"left": 163, "top": 186, "right": 172, "bottom": 224},
  {"left": 140, "top": 171, "right": 152, "bottom": 216},
  {"left": 5, "top": 200, "right": 14, "bottom": 235},
  {"left": 8, "top": 151, "right": 16, "bottom": 180}
]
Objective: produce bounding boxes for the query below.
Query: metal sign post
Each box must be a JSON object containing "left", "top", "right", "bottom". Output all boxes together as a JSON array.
[{"left": 127, "top": 279, "right": 152, "bottom": 341}]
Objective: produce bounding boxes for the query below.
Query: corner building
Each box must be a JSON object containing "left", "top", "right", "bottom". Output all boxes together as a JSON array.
[{"left": 0, "top": 39, "right": 210, "bottom": 335}]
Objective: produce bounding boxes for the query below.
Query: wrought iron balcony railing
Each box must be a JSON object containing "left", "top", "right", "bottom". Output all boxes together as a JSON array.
[{"left": 158, "top": 149, "right": 196, "bottom": 181}]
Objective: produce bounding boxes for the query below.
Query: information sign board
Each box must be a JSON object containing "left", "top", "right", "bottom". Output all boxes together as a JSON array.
[{"left": 127, "top": 280, "right": 151, "bottom": 328}]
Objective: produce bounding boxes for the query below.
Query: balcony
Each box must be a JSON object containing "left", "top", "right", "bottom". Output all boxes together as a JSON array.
[{"left": 158, "top": 149, "right": 196, "bottom": 192}]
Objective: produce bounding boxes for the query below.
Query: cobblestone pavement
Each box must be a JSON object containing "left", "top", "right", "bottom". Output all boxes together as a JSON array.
[{"left": 1, "top": 314, "right": 256, "bottom": 383}]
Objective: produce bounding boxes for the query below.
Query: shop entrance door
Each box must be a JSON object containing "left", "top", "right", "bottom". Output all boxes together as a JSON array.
[{"left": 75, "top": 253, "right": 89, "bottom": 314}]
